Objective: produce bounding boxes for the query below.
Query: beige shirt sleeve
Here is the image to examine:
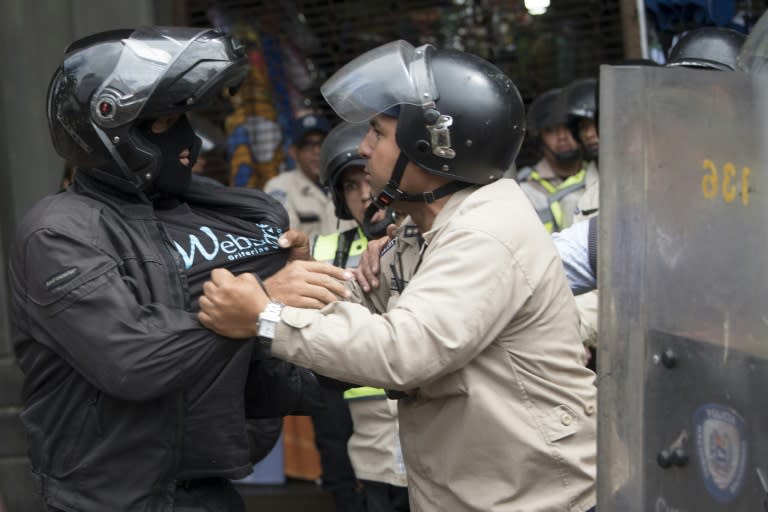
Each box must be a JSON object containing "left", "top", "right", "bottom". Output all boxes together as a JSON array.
[{"left": 270, "top": 226, "right": 532, "bottom": 390}]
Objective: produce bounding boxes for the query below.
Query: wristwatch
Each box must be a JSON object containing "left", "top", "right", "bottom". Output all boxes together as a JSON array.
[{"left": 257, "top": 301, "right": 284, "bottom": 341}]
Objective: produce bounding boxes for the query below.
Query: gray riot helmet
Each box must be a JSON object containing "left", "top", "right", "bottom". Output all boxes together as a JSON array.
[
  {"left": 558, "top": 78, "right": 598, "bottom": 160},
  {"left": 527, "top": 88, "right": 581, "bottom": 165},
  {"left": 47, "top": 26, "right": 248, "bottom": 194},
  {"left": 668, "top": 27, "right": 745, "bottom": 71},
  {"left": 319, "top": 121, "right": 369, "bottom": 220},
  {"left": 322, "top": 40, "right": 525, "bottom": 208},
  {"left": 737, "top": 10, "right": 768, "bottom": 73},
  {"left": 559, "top": 78, "right": 597, "bottom": 121},
  {"left": 526, "top": 88, "right": 566, "bottom": 139}
]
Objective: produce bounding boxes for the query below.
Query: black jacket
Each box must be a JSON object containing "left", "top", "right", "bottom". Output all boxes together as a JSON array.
[{"left": 9, "top": 171, "right": 315, "bottom": 511}]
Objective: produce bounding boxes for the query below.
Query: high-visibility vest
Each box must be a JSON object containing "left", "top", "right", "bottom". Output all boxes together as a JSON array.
[
  {"left": 343, "top": 386, "right": 387, "bottom": 400},
  {"left": 311, "top": 226, "right": 368, "bottom": 268},
  {"left": 310, "top": 227, "right": 387, "bottom": 401},
  {"left": 518, "top": 167, "right": 587, "bottom": 233}
]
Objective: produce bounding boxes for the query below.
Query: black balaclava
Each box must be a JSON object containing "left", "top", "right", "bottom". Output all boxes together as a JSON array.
[
  {"left": 582, "top": 146, "right": 598, "bottom": 162},
  {"left": 140, "top": 114, "right": 201, "bottom": 197},
  {"left": 543, "top": 142, "right": 582, "bottom": 166}
]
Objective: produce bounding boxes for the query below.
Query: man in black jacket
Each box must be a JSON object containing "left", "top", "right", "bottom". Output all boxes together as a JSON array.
[{"left": 8, "top": 27, "right": 348, "bottom": 512}]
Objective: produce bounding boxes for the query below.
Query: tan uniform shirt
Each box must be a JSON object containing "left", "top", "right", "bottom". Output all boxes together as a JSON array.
[
  {"left": 271, "top": 180, "right": 597, "bottom": 511},
  {"left": 264, "top": 169, "right": 354, "bottom": 239}
]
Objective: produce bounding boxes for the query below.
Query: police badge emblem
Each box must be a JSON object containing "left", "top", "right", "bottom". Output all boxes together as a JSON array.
[{"left": 693, "top": 403, "right": 748, "bottom": 504}]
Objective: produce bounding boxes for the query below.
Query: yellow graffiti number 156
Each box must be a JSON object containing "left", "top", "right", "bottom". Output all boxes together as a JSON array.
[{"left": 701, "top": 159, "right": 750, "bottom": 206}]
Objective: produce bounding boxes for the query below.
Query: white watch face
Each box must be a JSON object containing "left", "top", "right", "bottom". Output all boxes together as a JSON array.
[
  {"left": 258, "top": 320, "right": 277, "bottom": 339},
  {"left": 258, "top": 302, "right": 283, "bottom": 339}
]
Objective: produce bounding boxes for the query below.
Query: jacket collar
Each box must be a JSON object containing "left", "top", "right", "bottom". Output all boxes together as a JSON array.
[{"left": 421, "top": 185, "right": 479, "bottom": 245}]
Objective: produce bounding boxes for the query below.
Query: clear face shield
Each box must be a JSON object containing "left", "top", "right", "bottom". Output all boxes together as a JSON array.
[
  {"left": 320, "top": 40, "right": 439, "bottom": 123},
  {"left": 737, "top": 11, "right": 768, "bottom": 73}
]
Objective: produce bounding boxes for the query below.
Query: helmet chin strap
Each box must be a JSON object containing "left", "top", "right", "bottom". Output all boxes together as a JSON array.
[
  {"left": 372, "top": 151, "right": 470, "bottom": 209},
  {"left": 361, "top": 203, "right": 397, "bottom": 239}
]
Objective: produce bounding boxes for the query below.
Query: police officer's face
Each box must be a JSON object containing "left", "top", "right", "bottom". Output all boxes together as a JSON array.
[
  {"left": 578, "top": 118, "right": 599, "bottom": 152},
  {"left": 541, "top": 124, "right": 579, "bottom": 155},
  {"left": 292, "top": 133, "right": 325, "bottom": 183},
  {"left": 340, "top": 166, "right": 371, "bottom": 224},
  {"left": 358, "top": 115, "right": 420, "bottom": 201}
]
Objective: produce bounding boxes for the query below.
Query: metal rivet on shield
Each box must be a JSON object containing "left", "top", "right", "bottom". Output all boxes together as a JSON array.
[
  {"left": 145, "top": 172, "right": 152, "bottom": 180},
  {"left": 661, "top": 349, "right": 677, "bottom": 369},
  {"left": 112, "top": 136, "right": 120, "bottom": 144}
]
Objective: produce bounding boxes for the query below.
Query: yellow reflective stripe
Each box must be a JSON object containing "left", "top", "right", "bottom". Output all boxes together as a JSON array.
[
  {"left": 344, "top": 386, "right": 387, "bottom": 400},
  {"left": 559, "top": 168, "right": 587, "bottom": 189},
  {"left": 311, "top": 232, "right": 341, "bottom": 263},
  {"left": 529, "top": 168, "right": 587, "bottom": 232},
  {"left": 529, "top": 171, "right": 557, "bottom": 194}
]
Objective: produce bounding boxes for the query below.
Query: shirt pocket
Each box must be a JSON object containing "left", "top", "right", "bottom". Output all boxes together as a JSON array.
[{"left": 541, "top": 404, "right": 580, "bottom": 443}]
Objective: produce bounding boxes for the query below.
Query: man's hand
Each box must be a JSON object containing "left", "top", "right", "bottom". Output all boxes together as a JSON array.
[
  {"left": 278, "top": 229, "right": 312, "bottom": 261},
  {"left": 199, "top": 268, "right": 269, "bottom": 339},
  {"left": 265, "top": 260, "right": 353, "bottom": 308},
  {"left": 353, "top": 224, "right": 397, "bottom": 292}
]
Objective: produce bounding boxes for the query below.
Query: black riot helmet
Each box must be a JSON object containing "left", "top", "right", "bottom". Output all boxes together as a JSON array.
[
  {"left": 319, "top": 121, "right": 370, "bottom": 220},
  {"left": 322, "top": 41, "right": 525, "bottom": 207},
  {"left": 559, "top": 78, "right": 597, "bottom": 124},
  {"left": 668, "top": 27, "right": 745, "bottom": 71},
  {"left": 527, "top": 88, "right": 582, "bottom": 165},
  {"left": 558, "top": 78, "right": 598, "bottom": 160},
  {"left": 47, "top": 26, "right": 248, "bottom": 194},
  {"left": 526, "top": 88, "right": 566, "bottom": 140}
]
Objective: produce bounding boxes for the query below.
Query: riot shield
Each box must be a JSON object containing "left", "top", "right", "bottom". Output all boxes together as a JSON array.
[{"left": 598, "top": 65, "right": 768, "bottom": 511}]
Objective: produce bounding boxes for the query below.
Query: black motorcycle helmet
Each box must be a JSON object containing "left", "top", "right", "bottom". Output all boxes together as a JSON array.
[
  {"left": 667, "top": 27, "right": 745, "bottom": 71},
  {"left": 319, "top": 121, "right": 370, "bottom": 221},
  {"left": 47, "top": 26, "right": 248, "bottom": 193},
  {"left": 322, "top": 41, "right": 525, "bottom": 206}
]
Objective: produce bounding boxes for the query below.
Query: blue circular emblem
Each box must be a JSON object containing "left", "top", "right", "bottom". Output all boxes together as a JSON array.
[{"left": 693, "top": 403, "right": 748, "bottom": 503}]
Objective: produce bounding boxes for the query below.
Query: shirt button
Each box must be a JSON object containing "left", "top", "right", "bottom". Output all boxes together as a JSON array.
[
  {"left": 561, "top": 413, "right": 573, "bottom": 426},
  {"left": 585, "top": 404, "right": 596, "bottom": 416}
]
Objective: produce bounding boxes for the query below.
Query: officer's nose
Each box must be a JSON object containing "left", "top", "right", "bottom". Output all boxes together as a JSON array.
[{"left": 357, "top": 128, "right": 376, "bottom": 158}]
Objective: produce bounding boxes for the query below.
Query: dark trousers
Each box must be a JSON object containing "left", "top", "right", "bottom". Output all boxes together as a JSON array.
[
  {"left": 48, "top": 479, "right": 245, "bottom": 512},
  {"left": 311, "top": 387, "right": 364, "bottom": 512},
  {"left": 360, "top": 480, "right": 410, "bottom": 512},
  {"left": 173, "top": 478, "right": 245, "bottom": 512}
]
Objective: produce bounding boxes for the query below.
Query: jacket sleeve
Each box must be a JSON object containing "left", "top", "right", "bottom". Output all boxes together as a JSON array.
[
  {"left": 269, "top": 227, "right": 532, "bottom": 390},
  {"left": 551, "top": 218, "right": 596, "bottom": 295},
  {"left": 11, "top": 226, "right": 241, "bottom": 401}
]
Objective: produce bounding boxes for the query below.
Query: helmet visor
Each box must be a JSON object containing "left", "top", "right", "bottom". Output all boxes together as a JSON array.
[
  {"left": 738, "top": 12, "right": 768, "bottom": 73},
  {"left": 321, "top": 40, "right": 438, "bottom": 123},
  {"left": 92, "top": 26, "right": 244, "bottom": 128}
]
